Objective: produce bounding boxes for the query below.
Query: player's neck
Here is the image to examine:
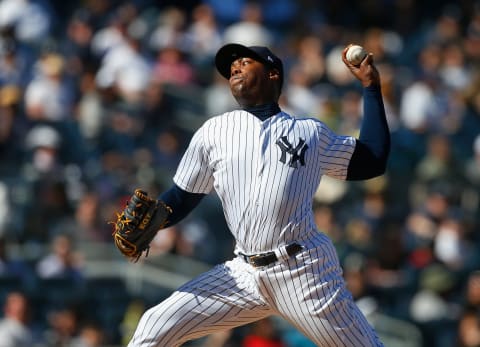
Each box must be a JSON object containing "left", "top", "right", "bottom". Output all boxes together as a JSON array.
[{"left": 243, "top": 102, "right": 281, "bottom": 121}]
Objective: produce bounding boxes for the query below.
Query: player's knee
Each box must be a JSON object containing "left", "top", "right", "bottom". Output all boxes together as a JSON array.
[{"left": 129, "top": 305, "right": 186, "bottom": 347}]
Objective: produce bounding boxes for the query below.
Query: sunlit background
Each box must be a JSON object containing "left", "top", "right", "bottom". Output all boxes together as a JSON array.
[{"left": 0, "top": 0, "right": 479, "bottom": 346}]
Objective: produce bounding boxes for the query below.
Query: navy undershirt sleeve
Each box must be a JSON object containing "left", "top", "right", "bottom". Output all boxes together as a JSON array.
[
  {"left": 159, "top": 184, "right": 206, "bottom": 227},
  {"left": 346, "top": 85, "right": 390, "bottom": 180}
]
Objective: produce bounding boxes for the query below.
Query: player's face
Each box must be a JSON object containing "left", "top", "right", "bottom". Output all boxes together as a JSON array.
[{"left": 229, "top": 57, "right": 277, "bottom": 107}]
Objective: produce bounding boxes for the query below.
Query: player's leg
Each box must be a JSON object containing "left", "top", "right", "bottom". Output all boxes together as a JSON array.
[
  {"left": 277, "top": 286, "right": 383, "bottom": 347},
  {"left": 128, "top": 258, "right": 273, "bottom": 347},
  {"left": 261, "top": 233, "right": 383, "bottom": 347}
]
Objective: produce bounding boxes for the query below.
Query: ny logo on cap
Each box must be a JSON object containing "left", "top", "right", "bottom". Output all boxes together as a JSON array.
[{"left": 267, "top": 55, "right": 274, "bottom": 63}]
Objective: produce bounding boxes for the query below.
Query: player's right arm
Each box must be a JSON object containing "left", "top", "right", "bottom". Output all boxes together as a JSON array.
[
  {"left": 158, "top": 184, "right": 206, "bottom": 228},
  {"left": 157, "top": 120, "right": 214, "bottom": 228}
]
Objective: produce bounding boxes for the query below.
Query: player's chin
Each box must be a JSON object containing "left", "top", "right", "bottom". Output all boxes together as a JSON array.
[{"left": 230, "top": 84, "right": 246, "bottom": 99}]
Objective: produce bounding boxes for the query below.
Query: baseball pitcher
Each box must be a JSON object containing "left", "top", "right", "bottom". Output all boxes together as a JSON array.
[{"left": 112, "top": 43, "right": 389, "bottom": 346}]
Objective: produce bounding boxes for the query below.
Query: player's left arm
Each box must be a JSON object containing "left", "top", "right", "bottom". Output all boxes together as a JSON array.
[
  {"left": 346, "top": 85, "right": 390, "bottom": 180},
  {"left": 342, "top": 47, "right": 390, "bottom": 180},
  {"left": 159, "top": 184, "right": 206, "bottom": 228}
]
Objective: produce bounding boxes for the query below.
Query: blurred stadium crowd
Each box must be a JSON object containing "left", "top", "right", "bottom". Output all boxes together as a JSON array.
[{"left": 0, "top": 0, "right": 480, "bottom": 346}]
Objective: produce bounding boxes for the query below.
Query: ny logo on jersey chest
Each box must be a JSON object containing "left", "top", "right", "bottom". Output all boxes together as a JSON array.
[{"left": 276, "top": 136, "right": 309, "bottom": 168}]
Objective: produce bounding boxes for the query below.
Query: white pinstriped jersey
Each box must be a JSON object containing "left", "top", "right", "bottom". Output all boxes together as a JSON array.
[
  {"left": 130, "top": 108, "right": 384, "bottom": 347},
  {"left": 173, "top": 110, "right": 356, "bottom": 253}
]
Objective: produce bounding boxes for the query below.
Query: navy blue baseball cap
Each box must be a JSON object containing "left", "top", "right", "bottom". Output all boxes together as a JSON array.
[{"left": 215, "top": 43, "right": 284, "bottom": 87}]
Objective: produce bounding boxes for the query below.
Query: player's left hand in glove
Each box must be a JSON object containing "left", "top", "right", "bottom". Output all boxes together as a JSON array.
[{"left": 111, "top": 189, "right": 172, "bottom": 262}]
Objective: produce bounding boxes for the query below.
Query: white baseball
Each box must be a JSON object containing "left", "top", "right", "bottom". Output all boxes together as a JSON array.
[{"left": 346, "top": 45, "right": 367, "bottom": 66}]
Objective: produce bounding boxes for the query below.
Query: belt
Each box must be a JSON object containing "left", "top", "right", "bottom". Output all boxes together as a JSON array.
[{"left": 239, "top": 243, "right": 303, "bottom": 267}]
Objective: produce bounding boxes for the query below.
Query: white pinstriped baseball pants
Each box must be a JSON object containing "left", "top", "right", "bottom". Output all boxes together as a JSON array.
[{"left": 127, "top": 232, "right": 384, "bottom": 347}]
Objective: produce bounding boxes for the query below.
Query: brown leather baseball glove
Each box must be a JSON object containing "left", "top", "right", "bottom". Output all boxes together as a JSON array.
[{"left": 111, "top": 189, "right": 172, "bottom": 262}]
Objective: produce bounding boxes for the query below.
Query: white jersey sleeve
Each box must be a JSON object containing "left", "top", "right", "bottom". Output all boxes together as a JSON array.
[
  {"left": 173, "top": 123, "right": 214, "bottom": 194},
  {"left": 315, "top": 121, "right": 356, "bottom": 180}
]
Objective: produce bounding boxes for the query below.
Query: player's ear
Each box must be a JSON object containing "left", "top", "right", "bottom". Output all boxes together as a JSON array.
[
  {"left": 268, "top": 69, "right": 282, "bottom": 99},
  {"left": 268, "top": 68, "right": 281, "bottom": 82}
]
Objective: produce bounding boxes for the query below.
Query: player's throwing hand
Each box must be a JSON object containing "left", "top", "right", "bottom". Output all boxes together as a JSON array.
[{"left": 342, "top": 43, "right": 381, "bottom": 87}]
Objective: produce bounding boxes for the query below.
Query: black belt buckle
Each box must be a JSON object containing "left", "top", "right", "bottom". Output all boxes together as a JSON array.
[
  {"left": 249, "top": 252, "right": 276, "bottom": 267},
  {"left": 247, "top": 254, "right": 263, "bottom": 267},
  {"left": 286, "top": 243, "right": 303, "bottom": 257},
  {"left": 241, "top": 243, "right": 303, "bottom": 267}
]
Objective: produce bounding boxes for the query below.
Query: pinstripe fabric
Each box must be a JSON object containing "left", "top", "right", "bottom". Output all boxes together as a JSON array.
[
  {"left": 174, "top": 111, "right": 355, "bottom": 254},
  {"left": 129, "top": 110, "right": 384, "bottom": 346},
  {"left": 128, "top": 260, "right": 273, "bottom": 347},
  {"left": 128, "top": 233, "right": 383, "bottom": 347}
]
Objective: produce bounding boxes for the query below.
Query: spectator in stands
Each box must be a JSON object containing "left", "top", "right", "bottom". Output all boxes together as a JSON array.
[
  {"left": 221, "top": 2, "right": 274, "bottom": 46},
  {"left": 414, "top": 133, "right": 464, "bottom": 186},
  {"left": 148, "top": 6, "right": 187, "bottom": 54},
  {"left": 0, "top": 291, "right": 33, "bottom": 347},
  {"left": 463, "top": 134, "right": 480, "bottom": 218},
  {"left": 36, "top": 234, "right": 84, "bottom": 281},
  {"left": 24, "top": 124, "right": 62, "bottom": 175},
  {"left": 409, "top": 263, "right": 458, "bottom": 347},
  {"left": 0, "top": 237, "right": 34, "bottom": 289},
  {"left": 0, "top": 84, "right": 25, "bottom": 176},
  {"left": 70, "top": 321, "right": 105, "bottom": 347},
  {"left": 24, "top": 53, "right": 75, "bottom": 122},
  {"left": 184, "top": 3, "right": 223, "bottom": 68},
  {"left": 0, "top": 38, "right": 31, "bottom": 87},
  {"left": 456, "top": 308, "right": 480, "bottom": 347},
  {"left": 433, "top": 212, "right": 478, "bottom": 273},
  {"left": 464, "top": 271, "right": 480, "bottom": 310},
  {"left": 93, "top": 4, "right": 151, "bottom": 105},
  {"left": 43, "top": 306, "right": 80, "bottom": 347},
  {"left": 60, "top": 9, "right": 96, "bottom": 78},
  {"left": 151, "top": 45, "right": 195, "bottom": 86}
]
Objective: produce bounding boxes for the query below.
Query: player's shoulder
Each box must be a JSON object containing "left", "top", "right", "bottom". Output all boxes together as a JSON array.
[
  {"left": 201, "top": 109, "right": 252, "bottom": 128},
  {"left": 191, "top": 111, "right": 240, "bottom": 137},
  {"left": 280, "top": 111, "right": 329, "bottom": 128},
  {"left": 207, "top": 110, "right": 243, "bottom": 121}
]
